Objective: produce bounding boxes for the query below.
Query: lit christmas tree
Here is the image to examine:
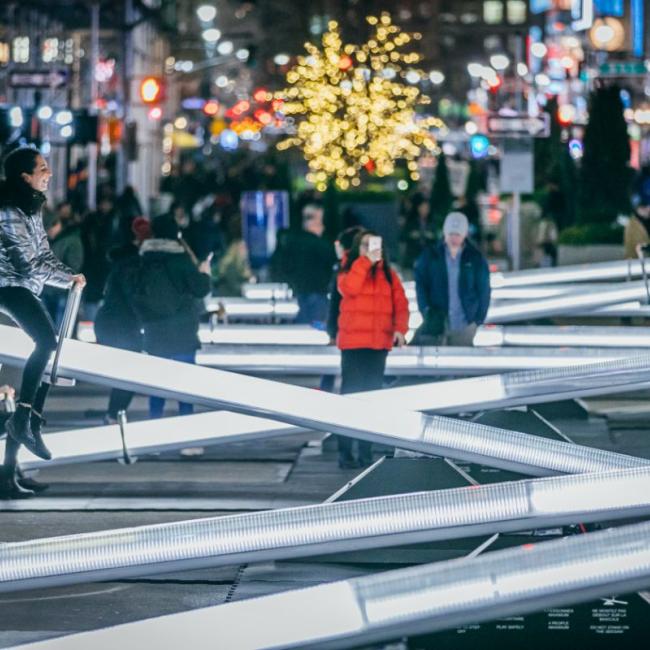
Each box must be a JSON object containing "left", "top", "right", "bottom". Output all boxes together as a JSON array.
[{"left": 278, "top": 14, "right": 443, "bottom": 190}]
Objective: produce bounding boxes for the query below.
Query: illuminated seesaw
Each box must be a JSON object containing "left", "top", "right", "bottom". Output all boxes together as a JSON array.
[
  {"left": 476, "top": 324, "right": 650, "bottom": 348},
  {"left": 0, "top": 323, "right": 647, "bottom": 477},
  {"left": 6, "top": 354, "right": 650, "bottom": 471},
  {"left": 1, "top": 465, "right": 650, "bottom": 594},
  {"left": 242, "top": 259, "right": 648, "bottom": 296},
  {"left": 205, "top": 278, "right": 650, "bottom": 325},
  {"left": 195, "top": 344, "right": 639, "bottom": 375},
  {"left": 14, "top": 518, "right": 650, "bottom": 650}
]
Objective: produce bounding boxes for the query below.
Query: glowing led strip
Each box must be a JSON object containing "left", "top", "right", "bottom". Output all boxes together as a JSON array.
[
  {"left": 17, "top": 520, "right": 650, "bottom": 649},
  {"left": 1, "top": 467, "right": 650, "bottom": 593}
]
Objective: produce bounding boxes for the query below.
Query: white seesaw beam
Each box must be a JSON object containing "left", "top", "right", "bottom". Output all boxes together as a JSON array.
[
  {"left": 9, "top": 353, "right": 650, "bottom": 470},
  {"left": 2, "top": 465, "right": 650, "bottom": 593},
  {"left": 0, "top": 324, "right": 646, "bottom": 477},
  {"left": 17, "top": 518, "right": 650, "bottom": 650},
  {"left": 195, "top": 344, "right": 637, "bottom": 375}
]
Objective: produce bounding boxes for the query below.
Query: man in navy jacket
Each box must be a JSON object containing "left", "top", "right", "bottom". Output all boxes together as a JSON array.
[{"left": 414, "top": 212, "right": 490, "bottom": 346}]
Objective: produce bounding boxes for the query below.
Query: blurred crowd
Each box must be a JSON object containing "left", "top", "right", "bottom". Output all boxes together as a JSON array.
[{"left": 41, "top": 159, "right": 253, "bottom": 327}]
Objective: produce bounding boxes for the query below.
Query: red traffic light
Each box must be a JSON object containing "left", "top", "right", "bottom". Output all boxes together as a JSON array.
[
  {"left": 488, "top": 76, "right": 502, "bottom": 92},
  {"left": 140, "top": 77, "right": 164, "bottom": 104}
]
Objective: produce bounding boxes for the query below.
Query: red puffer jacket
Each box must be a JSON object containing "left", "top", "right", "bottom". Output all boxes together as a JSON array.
[{"left": 337, "top": 256, "right": 409, "bottom": 350}]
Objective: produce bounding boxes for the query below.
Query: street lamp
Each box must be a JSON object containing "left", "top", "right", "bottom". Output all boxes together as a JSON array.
[
  {"left": 196, "top": 5, "right": 217, "bottom": 23},
  {"left": 530, "top": 42, "right": 547, "bottom": 58},
  {"left": 481, "top": 67, "right": 499, "bottom": 84},
  {"left": 202, "top": 28, "right": 221, "bottom": 43},
  {"left": 490, "top": 54, "right": 510, "bottom": 71},
  {"left": 274, "top": 53, "right": 290, "bottom": 66},
  {"left": 55, "top": 110, "right": 73, "bottom": 125},
  {"left": 9, "top": 106, "right": 23, "bottom": 127},
  {"left": 217, "top": 40, "right": 234, "bottom": 55},
  {"left": 37, "top": 105, "right": 53, "bottom": 120}
]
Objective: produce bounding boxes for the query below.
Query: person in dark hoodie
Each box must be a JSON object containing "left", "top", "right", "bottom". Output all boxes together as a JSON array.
[
  {"left": 95, "top": 216, "right": 152, "bottom": 423},
  {"left": 0, "top": 146, "right": 86, "bottom": 498},
  {"left": 133, "top": 214, "right": 211, "bottom": 418}
]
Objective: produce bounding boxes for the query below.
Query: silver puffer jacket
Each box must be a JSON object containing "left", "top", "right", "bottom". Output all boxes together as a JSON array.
[{"left": 0, "top": 205, "right": 74, "bottom": 295}]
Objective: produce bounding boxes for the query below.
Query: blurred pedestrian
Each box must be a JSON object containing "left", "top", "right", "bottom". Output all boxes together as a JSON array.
[
  {"left": 174, "top": 159, "right": 205, "bottom": 216},
  {"left": 533, "top": 213, "right": 559, "bottom": 268},
  {"left": 132, "top": 215, "right": 211, "bottom": 419},
  {"left": 186, "top": 197, "right": 226, "bottom": 262},
  {"left": 81, "top": 195, "right": 116, "bottom": 320},
  {"left": 95, "top": 217, "right": 152, "bottom": 424},
  {"left": 212, "top": 237, "right": 253, "bottom": 296},
  {"left": 55, "top": 200, "right": 79, "bottom": 226},
  {"left": 336, "top": 229, "right": 409, "bottom": 469},
  {"left": 625, "top": 191, "right": 650, "bottom": 260},
  {"left": 286, "top": 204, "right": 336, "bottom": 326},
  {"left": 401, "top": 193, "right": 435, "bottom": 270},
  {"left": 0, "top": 146, "right": 86, "bottom": 496},
  {"left": 115, "top": 185, "right": 144, "bottom": 245},
  {"left": 41, "top": 209, "right": 84, "bottom": 325},
  {"left": 269, "top": 227, "right": 292, "bottom": 283},
  {"left": 414, "top": 212, "right": 490, "bottom": 346}
]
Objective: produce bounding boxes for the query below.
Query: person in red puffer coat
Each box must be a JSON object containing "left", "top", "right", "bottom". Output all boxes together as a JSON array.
[{"left": 336, "top": 229, "right": 409, "bottom": 469}]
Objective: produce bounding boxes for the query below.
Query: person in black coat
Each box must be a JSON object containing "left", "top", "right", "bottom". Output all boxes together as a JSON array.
[
  {"left": 285, "top": 204, "right": 337, "bottom": 326},
  {"left": 134, "top": 214, "right": 211, "bottom": 418},
  {"left": 414, "top": 212, "right": 490, "bottom": 346},
  {"left": 94, "top": 217, "right": 152, "bottom": 423}
]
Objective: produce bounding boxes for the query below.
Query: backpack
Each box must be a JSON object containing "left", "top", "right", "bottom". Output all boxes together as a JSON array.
[{"left": 132, "top": 258, "right": 184, "bottom": 318}]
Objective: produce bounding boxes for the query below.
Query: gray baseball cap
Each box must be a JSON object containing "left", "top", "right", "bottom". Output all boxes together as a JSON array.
[{"left": 443, "top": 211, "right": 469, "bottom": 236}]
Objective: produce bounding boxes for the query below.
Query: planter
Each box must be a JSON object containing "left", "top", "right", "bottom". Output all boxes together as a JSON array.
[{"left": 557, "top": 244, "right": 623, "bottom": 266}]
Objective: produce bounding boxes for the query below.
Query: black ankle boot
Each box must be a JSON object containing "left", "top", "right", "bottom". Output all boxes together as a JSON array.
[
  {"left": 29, "top": 411, "right": 52, "bottom": 462},
  {"left": 6, "top": 406, "right": 52, "bottom": 461},
  {"left": 0, "top": 465, "right": 35, "bottom": 499},
  {"left": 15, "top": 466, "right": 49, "bottom": 493}
]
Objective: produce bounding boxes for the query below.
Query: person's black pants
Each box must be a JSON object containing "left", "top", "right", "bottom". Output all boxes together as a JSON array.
[
  {"left": 338, "top": 348, "right": 388, "bottom": 465},
  {"left": 0, "top": 287, "right": 57, "bottom": 415},
  {"left": 107, "top": 389, "right": 135, "bottom": 420}
]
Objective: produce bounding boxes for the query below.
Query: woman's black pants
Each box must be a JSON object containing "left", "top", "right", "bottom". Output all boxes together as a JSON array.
[
  {"left": 338, "top": 348, "right": 388, "bottom": 465},
  {"left": 0, "top": 287, "right": 57, "bottom": 466}
]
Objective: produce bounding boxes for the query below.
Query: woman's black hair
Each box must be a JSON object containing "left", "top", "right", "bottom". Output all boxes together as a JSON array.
[
  {"left": 336, "top": 225, "right": 363, "bottom": 253},
  {"left": 343, "top": 229, "right": 393, "bottom": 284},
  {"left": 0, "top": 146, "right": 46, "bottom": 215},
  {"left": 3, "top": 146, "right": 40, "bottom": 182}
]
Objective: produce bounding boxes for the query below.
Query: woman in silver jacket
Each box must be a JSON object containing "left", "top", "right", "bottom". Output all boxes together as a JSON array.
[{"left": 0, "top": 146, "right": 85, "bottom": 498}]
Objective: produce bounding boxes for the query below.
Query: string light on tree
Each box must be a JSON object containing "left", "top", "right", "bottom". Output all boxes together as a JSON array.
[{"left": 278, "top": 13, "right": 443, "bottom": 190}]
